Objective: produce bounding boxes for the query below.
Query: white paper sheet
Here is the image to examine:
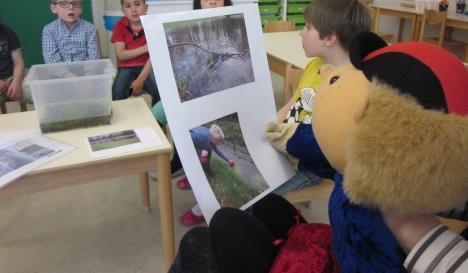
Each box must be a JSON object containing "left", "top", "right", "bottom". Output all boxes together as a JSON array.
[
  {"left": 142, "top": 4, "right": 295, "bottom": 221},
  {"left": 85, "top": 127, "right": 162, "bottom": 158},
  {"left": 0, "top": 132, "right": 75, "bottom": 188}
]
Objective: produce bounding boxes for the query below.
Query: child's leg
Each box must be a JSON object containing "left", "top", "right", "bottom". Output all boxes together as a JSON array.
[
  {"left": 252, "top": 193, "right": 307, "bottom": 239},
  {"left": 151, "top": 102, "right": 183, "bottom": 173},
  {"left": 112, "top": 67, "right": 136, "bottom": 101},
  {"left": 272, "top": 171, "right": 322, "bottom": 196},
  {"left": 143, "top": 72, "right": 160, "bottom": 106},
  {"left": 168, "top": 227, "right": 220, "bottom": 273},
  {"left": 209, "top": 207, "right": 278, "bottom": 273}
]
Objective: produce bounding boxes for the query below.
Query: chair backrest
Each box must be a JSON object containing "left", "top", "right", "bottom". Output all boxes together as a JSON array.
[
  {"left": 283, "top": 63, "right": 304, "bottom": 104},
  {"left": 263, "top": 20, "right": 295, "bottom": 33},
  {"left": 369, "top": 7, "right": 393, "bottom": 43},
  {"left": 418, "top": 9, "right": 448, "bottom": 47},
  {"left": 369, "top": 7, "right": 377, "bottom": 31}
]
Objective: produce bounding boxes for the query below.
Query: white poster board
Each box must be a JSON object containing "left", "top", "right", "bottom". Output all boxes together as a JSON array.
[{"left": 142, "top": 4, "right": 294, "bottom": 221}]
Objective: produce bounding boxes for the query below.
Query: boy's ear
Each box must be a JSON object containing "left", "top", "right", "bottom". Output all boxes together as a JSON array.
[
  {"left": 50, "top": 3, "right": 58, "bottom": 14},
  {"left": 323, "top": 32, "right": 338, "bottom": 47}
]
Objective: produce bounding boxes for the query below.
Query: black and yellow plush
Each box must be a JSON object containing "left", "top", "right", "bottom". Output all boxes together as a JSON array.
[{"left": 343, "top": 31, "right": 468, "bottom": 213}]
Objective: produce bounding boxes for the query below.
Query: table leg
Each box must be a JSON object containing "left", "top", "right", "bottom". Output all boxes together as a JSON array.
[
  {"left": 139, "top": 172, "right": 150, "bottom": 213},
  {"left": 374, "top": 8, "right": 381, "bottom": 33},
  {"left": 156, "top": 153, "right": 174, "bottom": 271},
  {"left": 398, "top": 18, "right": 405, "bottom": 42},
  {"left": 410, "top": 15, "right": 418, "bottom": 41}
]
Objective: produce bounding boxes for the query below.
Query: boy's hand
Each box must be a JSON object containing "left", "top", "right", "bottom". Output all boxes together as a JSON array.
[
  {"left": 227, "top": 160, "right": 235, "bottom": 168},
  {"left": 265, "top": 120, "right": 298, "bottom": 154},
  {"left": 130, "top": 79, "right": 144, "bottom": 96},
  {"left": 140, "top": 44, "right": 148, "bottom": 54},
  {"left": 382, "top": 210, "right": 440, "bottom": 253},
  {"left": 6, "top": 80, "right": 23, "bottom": 99}
]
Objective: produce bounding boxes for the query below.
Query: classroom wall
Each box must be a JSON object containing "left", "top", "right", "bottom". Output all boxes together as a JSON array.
[{"left": 0, "top": 0, "right": 94, "bottom": 67}]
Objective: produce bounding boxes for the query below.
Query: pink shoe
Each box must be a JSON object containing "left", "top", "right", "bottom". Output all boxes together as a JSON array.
[
  {"left": 176, "top": 176, "right": 191, "bottom": 190},
  {"left": 180, "top": 209, "right": 205, "bottom": 226}
]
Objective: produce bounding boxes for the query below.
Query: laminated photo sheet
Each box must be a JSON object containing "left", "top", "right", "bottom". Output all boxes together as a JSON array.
[
  {"left": 0, "top": 132, "right": 75, "bottom": 188},
  {"left": 142, "top": 4, "right": 295, "bottom": 221},
  {"left": 85, "top": 127, "right": 162, "bottom": 158}
]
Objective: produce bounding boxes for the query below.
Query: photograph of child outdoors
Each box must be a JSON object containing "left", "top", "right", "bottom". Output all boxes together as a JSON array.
[
  {"left": 190, "top": 113, "right": 268, "bottom": 208},
  {"left": 164, "top": 13, "right": 254, "bottom": 102}
]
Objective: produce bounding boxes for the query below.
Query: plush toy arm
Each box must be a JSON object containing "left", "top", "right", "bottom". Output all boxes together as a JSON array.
[
  {"left": 265, "top": 121, "right": 301, "bottom": 168},
  {"left": 265, "top": 121, "right": 299, "bottom": 154}
]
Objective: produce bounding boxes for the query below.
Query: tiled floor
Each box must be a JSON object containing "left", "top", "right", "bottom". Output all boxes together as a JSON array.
[{"left": 0, "top": 72, "right": 330, "bottom": 273}]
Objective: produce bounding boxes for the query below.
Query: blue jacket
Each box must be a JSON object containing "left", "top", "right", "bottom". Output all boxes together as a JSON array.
[
  {"left": 190, "top": 126, "right": 229, "bottom": 162},
  {"left": 286, "top": 124, "right": 406, "bottom": 273}
]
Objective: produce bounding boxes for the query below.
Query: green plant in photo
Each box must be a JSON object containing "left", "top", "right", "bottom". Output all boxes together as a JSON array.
[{"left": 208, "top": 157, "right": 260, "bottom": 207}]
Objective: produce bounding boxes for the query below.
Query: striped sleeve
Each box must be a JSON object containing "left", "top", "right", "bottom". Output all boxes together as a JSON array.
[{"left": 405, "top": 224, "right": 468, "bottom": 273}]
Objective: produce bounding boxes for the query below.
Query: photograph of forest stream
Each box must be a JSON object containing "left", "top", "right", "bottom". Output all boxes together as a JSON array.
[{"left": 164, "top": 14, "right": 254, "bottom": 102}]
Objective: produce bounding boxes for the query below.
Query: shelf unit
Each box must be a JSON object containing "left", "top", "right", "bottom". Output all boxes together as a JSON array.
[
  {"left": 258, "top": 0, "right": 282, "bottom": 26},
  {"left": 285, "top": 0, "right": 310, "bottom": 29},
  {"left": 258, "top": 0, "right": 312, "bottom": 29}
]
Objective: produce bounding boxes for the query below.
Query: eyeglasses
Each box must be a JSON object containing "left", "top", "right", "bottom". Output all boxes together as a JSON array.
[{"left": 53, "top": 1, "right": 83, "bottom": 8}]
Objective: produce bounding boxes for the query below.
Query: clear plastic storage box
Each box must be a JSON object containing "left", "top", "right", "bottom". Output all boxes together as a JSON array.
[{"left": 25, "top": 59, "right": 114, "bottom": 133}]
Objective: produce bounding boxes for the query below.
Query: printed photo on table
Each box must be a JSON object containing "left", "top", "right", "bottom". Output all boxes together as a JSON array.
[
  {"left": 88, "top": 130, "right": 141, "bottom": 152},
  {"left": 0, "top": 144, "right": 55, "bottom": 176},
  {"left": 164, "top": 14, "right": 254, "bottom": 102},
  {"left": 190, "top": 113, "right": 268, "bottom": 208}
]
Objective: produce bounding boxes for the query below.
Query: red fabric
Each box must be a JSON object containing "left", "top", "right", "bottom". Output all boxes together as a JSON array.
[
  {"left": 269, "top": 223, "right": 339, "bottom": 273},
  {"left": 111, "top": 17, "right": 149, "bottom": 68}
]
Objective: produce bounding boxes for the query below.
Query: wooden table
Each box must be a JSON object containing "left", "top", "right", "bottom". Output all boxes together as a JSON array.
[
  {"left": 372, "top": 2, "right": 419, "bottom": 41},
  {"left": 263, "top": 31, "right": 311, "bottom": 76},
  {"left": 0, "top": 98, "right": 175, "bottom": 271},
  {"left": 373, "top": 2, "right": 468, "bottom": 42}
]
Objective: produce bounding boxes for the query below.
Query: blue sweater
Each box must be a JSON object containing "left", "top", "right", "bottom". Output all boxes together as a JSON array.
[
  {"left": 286, "top": 124, "right": 406, "bottom": 273},
  {"left": 190, "top": 126, "right": 229, "bottom": 162}
]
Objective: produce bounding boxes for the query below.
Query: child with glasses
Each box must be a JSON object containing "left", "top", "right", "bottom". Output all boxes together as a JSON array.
[
  {"left": 111, "top": 0, "right": 160, "bottom": 106},
  {"left": 42, "top": 0, "right": 100, "bottom": 64}
]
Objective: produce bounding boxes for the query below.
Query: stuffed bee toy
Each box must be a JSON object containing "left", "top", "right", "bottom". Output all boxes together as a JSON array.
[{"left": 168, "top": 31, "right": 468, "bottom": 273}]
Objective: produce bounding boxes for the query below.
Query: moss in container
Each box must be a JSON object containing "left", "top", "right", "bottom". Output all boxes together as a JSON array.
[{"left": 39, "top": 98, "right": 112, "bottom": 133}]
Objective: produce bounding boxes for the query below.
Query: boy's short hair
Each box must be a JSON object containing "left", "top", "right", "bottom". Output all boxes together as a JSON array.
[
  {"left": 120, "top": 0, "right": 146, "bottom": 5},
  {"left": 304, "top": 0, "right": 370, "bottom": 51}
]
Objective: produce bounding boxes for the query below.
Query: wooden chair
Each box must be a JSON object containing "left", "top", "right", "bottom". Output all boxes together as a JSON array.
[
  {"left": 263, "top": 20, "right": 295, "bottom": 33},
  {"left": 0, "top": 99, "right": 27, "bottom": 114},
  {"left": 418, "top": 9, "right": 467, "bottom": 62},
  {"left": 283, "top": 63, "right": 303, "bottom": 104},
  {"left": 438, "top": 216, "right": 468, "bottom": 234},
  {"left": 284, "top": 179, "right": 334, "bottom": 204},
  {"left": 369, "top": 7, "right": 394, "bottom": 43}
]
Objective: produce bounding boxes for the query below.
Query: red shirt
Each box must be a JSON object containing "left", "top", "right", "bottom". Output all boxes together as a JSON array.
[{"left": 111, "top": 17, "right": 148, "bottom": 68}]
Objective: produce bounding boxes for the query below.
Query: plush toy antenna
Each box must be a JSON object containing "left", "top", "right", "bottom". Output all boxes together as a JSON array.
[{"left": 349, "top": 31, "right": 387, "bottom": 70}]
